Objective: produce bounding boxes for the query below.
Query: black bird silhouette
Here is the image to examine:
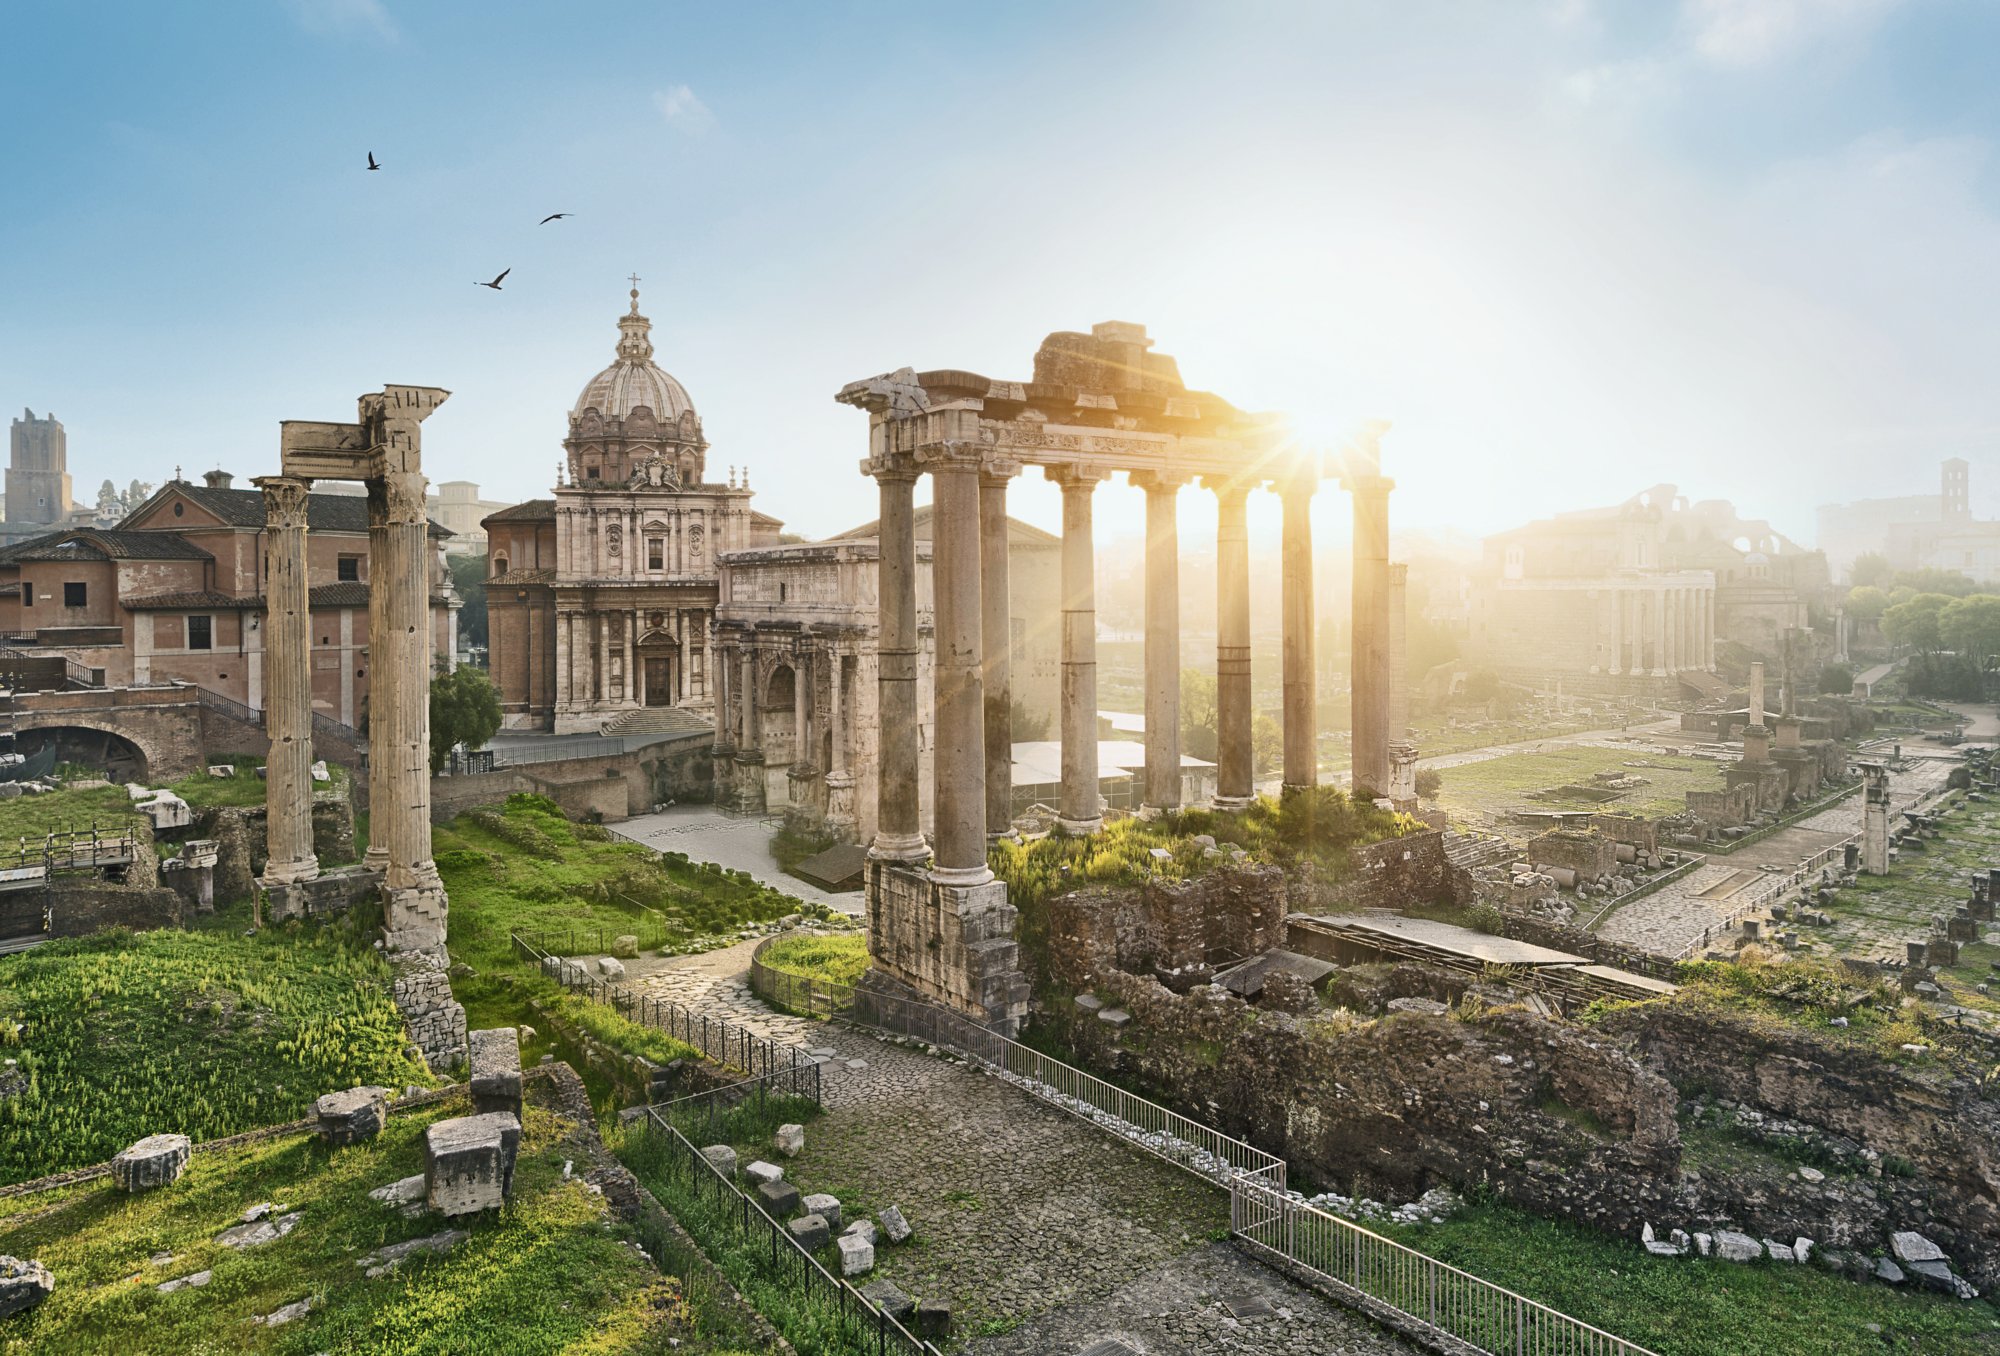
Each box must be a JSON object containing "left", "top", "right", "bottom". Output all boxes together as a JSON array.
[
  {"left": 476, "top": 268, "right": 511, "bottom": 291},
  {"left": 367, "top": 151, "right": 380, "bottom": 171},
  {"left": 539, "top": 212, "right": 571, "bottom": 225}
]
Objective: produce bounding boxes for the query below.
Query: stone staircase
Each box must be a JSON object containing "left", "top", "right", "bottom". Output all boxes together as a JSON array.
[
  {"left": 1443, "top": 829, "right": 1517, "bottom": 873},
  {"left": 1678, "top": 669, "right": 1731, "bottom": 702},
  {"left": 597, "top": 707, "right": 711, "bottom": 738}
]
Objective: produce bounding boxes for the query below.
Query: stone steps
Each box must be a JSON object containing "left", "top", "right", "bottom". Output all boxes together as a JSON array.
[{"left": 598, "top": 707, "right": 709, "bottom": 737}]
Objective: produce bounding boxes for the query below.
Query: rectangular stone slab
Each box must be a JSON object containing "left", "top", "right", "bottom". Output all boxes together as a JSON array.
[
  {"left": 468, "top": 1028, "right": 523, "bottom": 1118},
  {"left": 424, "top": 1112, "right": 521, "bottom": 1216}
]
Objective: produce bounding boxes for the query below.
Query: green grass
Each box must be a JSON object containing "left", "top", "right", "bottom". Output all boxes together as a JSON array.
[
  {"left": 754, "top": 933, "right": 869, "bottom": 989},
  {"left": 1433, "top": 744, "right": 1729, "bottom": 823},
  {"left": 0, "top": 1097, "right": 749, "bottom": 1355},
  {"left": 435, "top": 794, "right": 805, "bottom": 973},
  {"left": 0, "top": 782, "right": 141, "bottom": 846},
  {"left": 1366, "top": 1200, "right": 2000, "bottom": 1356},
  {"left": 0, "top": 907, "right": 435, "bottom": 1184}
]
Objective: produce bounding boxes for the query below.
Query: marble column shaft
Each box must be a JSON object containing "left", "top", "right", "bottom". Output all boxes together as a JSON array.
[
  {"left": 979, "top": 469, "right": 1015, "bottom": 837},
  {"left": 1056, "top": 470, "right": 1104, "bottom": 832},
  {"left": 1281, "top": 481, "right": 1317, "bottom": 791},
  {"left": 364, "top": 480, "right": 396, "bottom": 870},
  {"left": 930, "top": 455, "right": 990, "bottom": 881},
  {"left": 871, "top": 468, "right": 926, "bottom": 859},
  {"left": 1139, "top": 474, "right": 1183, "bottom": 811},
  {"left": 257, "top": 475, "right": 317, "bottom": 885},
  {"left": 1212, "top": 483, "right": 1253, "bottom": 807},
  {"left": 1350, "top": 476, "right": 1393, "bottom": 797},
  {"left": 378, "top": 467, "right": 440, "bottom": 893}
]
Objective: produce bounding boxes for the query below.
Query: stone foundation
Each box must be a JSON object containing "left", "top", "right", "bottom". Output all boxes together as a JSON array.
[
  {"left": 263, "top": 864, "right": 382, "bottom": 923},
  {"left": 864, "top": 859, "right": 1028, "bottom": 1034},
  {"left": 390, "top": 952, "right": 468, "bottom": 1073}
]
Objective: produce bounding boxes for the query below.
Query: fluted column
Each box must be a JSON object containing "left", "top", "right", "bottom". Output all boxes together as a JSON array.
[
  {"left": 1347, "top": 464, "right": 1395, "bottom": 798},
  {"left": 1705, "top": 588, "right": 1717, "bottom": 671},
  {"left": 1606, "top": 586, "right": 1622, "bottom": 675},
  {"left": 378, "top": 465, "right": 440, "bottom": 893},
  {"left": 1210, "top": 480, "right": 1253, "bottom": 809},
  {"left": 739, "top": 648, "right": 758, "bottom": 751},
  {"left": 871, "top": 466, "right": 927, "bottom": 860},
  {"left": 1054, "top": 467, "right": 1106, "bottom": 834},
  {"left": 711, "top": 640, "right": 732, "bottom": 752},
  {"left": 980, "top": 464, "right": 1017, "bottom": 840},
  {"left": 929, "top": 451, "right": 990, "bottom": 882},
  {"left": 257, "top": 475, "right": 317, "bottom": 886},
  {"left": 793, "top": 649, "right": 810, "bottom": 766},
  {"left": 1280, "top": 478, "right": 1318, "bottom": 792},
  {"left": 1650, "top": 585, "right": 1667, "bottom": 676},
  {"left": 596, "top": 612, "right": 611, "bottom": 707},
  {"left": 825, "top": 650, "right": 856, "bottom": 841},
  {"left": 363, "top": 479, "right": 395, "bottom": 870},
  {"left": 1136, "top": 472, "right": 1185, "bottom": 812}
]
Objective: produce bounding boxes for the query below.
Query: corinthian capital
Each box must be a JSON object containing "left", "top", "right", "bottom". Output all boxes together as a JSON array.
[{"left": 253, "top": 475, "right": 312, "bottom": 530}]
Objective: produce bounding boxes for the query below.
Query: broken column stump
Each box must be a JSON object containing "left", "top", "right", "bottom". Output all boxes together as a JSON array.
[
  {"left": 423, "top": 1112, "right": 521, "bottom": 1216},
  {"left": 468, "top": 1027, "right": 523, "bottom": 1120},
  {"left": 314, "top": 1086, "right": 389, "bottom": 1146},
  {"left": 111, "top": 1134, "right": 191, "bottom": 1193}
]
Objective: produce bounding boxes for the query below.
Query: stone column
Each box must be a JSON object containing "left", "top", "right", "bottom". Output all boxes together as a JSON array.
[
  {"left": 596, "top": 612, "right": 611, "bottom": 708},
  {"left": 1606, "top": 586, "right": 1622, "bottom": 675},
  {"left": 1387, "top": 562, "right": 1409, "bottom": 739},
  {"left": 378, "top": 465, "right": 441, "bottom": 896},
  {"left": 1280, "top": 477, "right": 1318, "bottom": 792},
  {"left": 364, "top": 479, "right": 396, "bottom": 871},
  {"left": 555, "top": 612, "right": 571, "bottom": 712},
  {"left": 1210, "top": 480, "right": 1253, "bottom": 809},
  {"left": 871, "top": 466, "right": 927, "bottom": 860},
  {"left": 1666, "top": 589, "right": 1680, "bottom": 673},
  {"left": 1053, "top": 467, "right": 1105, "bottom": 834},
  {"left": 1862, "top": 763, "right": 1891, "bottom": 875},
  {"left": 1650, "top": 585, "right": 1667, "bottom": 676},
  {"left": 980, "top": 465, "right": 1017, "bottom": 839},
  {"left": 626, "top": 611, "right": 639, "bottom": 703},
  {"left": 257, "top": 475, "right": 317, "bottom": 887},
  {"left": 825, "top": 651, "right": 856, "bottom": 841},
  {"left": 739, "top": 648, "right": 758, "bottom": 750},
  {"left": 794, "top": 649, "right": 811, "bottom": 765},
  {"left": 929, "top": 450, "right": 991, "bottom": 882},
  {"left": 1347, "top": 465, "right": 1394, "bottom": 799},
  {"left": 1136, "top": 472, "right": 1184, "bottom": 812},
  {"left": 1748, "top": 660, "right": 1765, "bottom": 728}
]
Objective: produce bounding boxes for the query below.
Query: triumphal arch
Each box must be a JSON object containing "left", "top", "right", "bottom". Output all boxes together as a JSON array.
[{"left": 838, "top": 322, "right": 1397, "bottom": 1033}]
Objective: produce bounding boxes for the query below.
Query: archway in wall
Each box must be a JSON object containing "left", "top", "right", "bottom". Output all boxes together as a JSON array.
[{"left": 17, "top": 726, "right": 149, "bottom": 783}]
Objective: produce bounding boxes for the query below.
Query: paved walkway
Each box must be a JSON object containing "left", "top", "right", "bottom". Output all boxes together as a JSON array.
[
  {"left": 640, "top": 940, "right": 1419, "bottom": 1352},
  {"left": 1593, "top": 755, "right": 1960, "bottom": 956},
  {"left": 608, "top": 805, "right": 862, "bottom": 914}
]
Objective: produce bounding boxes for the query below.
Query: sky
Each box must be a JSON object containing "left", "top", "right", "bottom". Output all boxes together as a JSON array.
[{"left": 5, "top": 0, "right": 2000, "bottom": 551}]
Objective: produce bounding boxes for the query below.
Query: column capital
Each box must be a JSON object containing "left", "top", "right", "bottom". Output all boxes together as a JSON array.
[
  {"left": 1267, "top": 471, "right": 1320, "bottom": 499},
  {"left": 863, "top": 453, "right": 920, "bottom": 484},
  {"left": 1198, "top": 473, "right": 1253, "bottom": 504},
  {"left": 1130, "top": 469, "right": 1191, "bottom": 495},
  {"left": 1045, "top": 463, "right": 1110, "bottom": 491},
  {"left": 913, "top": 439, "right": 987, "bottom": 472},
  {"left": 979, "top": 457, "right": 1022, "bottom": 486},
  {"left": 253, "top": 475, "right": 312, "bottom": 529}
]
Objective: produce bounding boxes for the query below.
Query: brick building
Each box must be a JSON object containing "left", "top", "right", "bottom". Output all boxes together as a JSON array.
[{"left": 0, "top": 469, "right": 457, "bottom": 727}]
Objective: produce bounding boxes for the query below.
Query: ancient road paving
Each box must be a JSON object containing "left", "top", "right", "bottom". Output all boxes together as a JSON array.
[
  {"left": 609, "top": 805, "right": 863, "bottom": 914},
  {"left": 1594, "top": 755, "right": 1960, "bottom": 957},
  {"left": 638, "top": 940, "right": 1420, "bottom": 1350}
]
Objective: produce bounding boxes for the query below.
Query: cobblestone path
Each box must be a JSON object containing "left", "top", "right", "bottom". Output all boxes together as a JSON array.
[
  {"left": 1594, "top": 755, "right": 1960, "bottom": 956},
  {"left": 637, "top": 940, "right": 1419, "bottom": 1350}
]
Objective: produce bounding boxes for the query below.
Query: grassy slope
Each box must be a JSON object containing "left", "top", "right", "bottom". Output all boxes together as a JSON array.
[
  {"left": 0, "top": 1098, "right": 751, "bottom": 1356},
  {"left": 0, "top": 906, "right": 435, "bottom": 1184},
  {"left": 754, "top": 933, "right": 869, "bottom": 988},
  {"left": 1371, "top": 1202, "right": 2000, "bottom": 1356},
  {"left": 1435, "top": 744, "right": 1727, "bottom": 821}
]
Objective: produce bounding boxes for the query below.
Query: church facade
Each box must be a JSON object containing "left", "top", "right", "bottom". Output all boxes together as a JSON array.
[{"left": 485, "top": 285, "right": 781, "bottom": 732}]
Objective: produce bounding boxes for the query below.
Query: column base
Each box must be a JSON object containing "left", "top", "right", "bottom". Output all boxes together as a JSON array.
[
  {"left": 383, "top": 881, "right": 450, "bottom": 958},
  {"left": 1057, "top": 816, "right": 1103, "bottom": 837},
  {"left": 1281, "top": 781, "right": 1319, "bottom": 796},
  {"left": 362, "top": 847, "right": 390, "bottom": 872},
  {"left": 869, "top": 833, "right": 930, "bottom": 864},
  {"left": 986, "top": 828, "right": 1022, "bottom": 846},
  {"left": 260, "top": 857, "right": 321, "bottom": 889},
  {"left": 929, "top": 863, "right": 994, "bottom": 888},
  {"left": 1210, "top": 794, "right": 1254, "bottom": 812},
  {"left": 862, "top": 862, "right": 1028, "bottom": 1036},
  {"left": 1137, "top": 802, "right": 1183, "bottom": 820}
]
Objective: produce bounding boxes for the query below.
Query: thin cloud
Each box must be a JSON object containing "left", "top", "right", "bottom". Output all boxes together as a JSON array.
[
  {"left": 1682, "top": 0, "right": 1904, "bottom": 68},
  {"left": 288, "top": 0, "right": 399, "bottom": 43},
  {"left": 654, "top": 84, "right": 715, "bottom": 133}
]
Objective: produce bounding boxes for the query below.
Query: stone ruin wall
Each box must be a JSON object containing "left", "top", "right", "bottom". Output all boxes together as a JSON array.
[
  {"left": 1040, "top": 863, "right": 1290, "bottom": 991},
  {"left": 864, "top": 860, "right": 1029, "bottom": 1030},
  {"left": 1309, "top": 830, "right": 1456, "bottom": 913}
]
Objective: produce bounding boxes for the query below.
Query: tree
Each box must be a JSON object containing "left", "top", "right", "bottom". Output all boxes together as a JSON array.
[
  {"left": 429, "top": 665, "right": 502, "bottom": 772},
  {"left": 1009, "top": 698, "right": 1050, "bottom": 742},
  {"left": 1179, "top": 667, "right": 1219, "bottom": 761},
  {"left": 95, "top": 479, "right": 121, "bottom": 518},
  {"left": 1849, "top": 553, "right": 1892, "bottom": 588},
  {"left": 126, "top": 479, "right": 152, "bottom": 508},
  {"left": 1843, "top": 585, "right": 1890, "bottom": 624},
  {"left": 1415, "top": 767, "right": 1442, "bottom": 799},
  {"left": 1251, "top": 714, "right": 1283, "bottom": 776},
  {"left": 1881, "top": 593, "right": 1954, "bottom": 654},
  {"left": 1943, "top": 594, "right": 2000, "bottom": 665},
  {"left": 448, "top": 553, "right": 488, "bottom": 650},
  {"left": 1818, "top": 662, "right": 1854, "bottom": 694},
  {"left": 1891, "top": 568, "right": 1977, "bottom": 598}
]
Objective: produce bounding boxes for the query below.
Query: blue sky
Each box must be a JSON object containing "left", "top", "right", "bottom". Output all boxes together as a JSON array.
[{"left": 5, "top": 0, "right": 2000, "bottom": 547}]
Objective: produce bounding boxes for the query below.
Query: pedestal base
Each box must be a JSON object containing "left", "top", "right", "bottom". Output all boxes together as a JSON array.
[
  {"left": 1057, "top": 816, "right": 1103, "bottom": 837},
  {"left": 264, "top": 865, "right": 383, "bottom": 924},
  {"left": 721, "top": 752, "right": 768, "bottom": 816},
  {"left": 863, "top": 859, "right": 1028, "bottom": 1036},
  {"left": 1210, "top": 795, "right": 1254, "bottom": 812}
]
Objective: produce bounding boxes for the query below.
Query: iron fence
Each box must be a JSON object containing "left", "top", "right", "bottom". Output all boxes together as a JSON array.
[
  {"left": 1233, "top": 1180, "right": 1659, "bottom": 1356},
  {"left": 651, "top": 1062, "right": 823, "bottom": 1146},
  {"left": 513, "top": 930, "right": 803, "bottom": 1080},
  {"left": 638, "top": 1105, "right": 942, "bottom": 1356}
]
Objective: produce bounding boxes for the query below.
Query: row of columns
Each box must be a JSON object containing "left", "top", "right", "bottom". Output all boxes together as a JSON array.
[
  {"left": 871, "top": 452, "right": 1369, "bottom": 879},
  {"left": 1600, "top": 583, "right": 1716, "bottom": 675},
  {"left": 555, "top": 606, "right": 703, "bottom": 709}
]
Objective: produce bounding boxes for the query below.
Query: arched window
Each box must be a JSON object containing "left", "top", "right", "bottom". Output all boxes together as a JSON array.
[
  {"left": 765, "top": 664, "right": 795, "bottom": 708},
  {"left": 493, "top": 556, "right": 509, "bottom": 577}
]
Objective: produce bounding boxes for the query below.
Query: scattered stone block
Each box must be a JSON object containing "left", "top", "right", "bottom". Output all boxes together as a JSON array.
[
  {"left": 699, "top": 1145, "right": 738, "bottom": 1178},
  {"left": 878, "top": 1204, "right": 912, "bottom": 1243},
  {"left": 837, "top": 1231, "right": 874, "bottom": 1276},
  {"left": 597, "top": 956, "right": 626, "bottom": 981},
  {"left": 1074, "top": 993, "right": 1104, "bottom": 1015},
  {"left": 843, "top": 1218, "right": 878, "bottom": 1245},
  {"left": 1713, "top": 1230, "right": 1762, "bottom": 1262},
  {"left": 802, "top": 1192, "right": 842, "bottom": 1230},
  {"left": 368, "top": 1174, "right": 427, "bottom": 1206},
  {"left": 0, "top": 1256, "right": 53, "bottom": 1318},
  {"left": 217, "top": 1211, "right": 302, "bottom": 1248},
  {"left": 253, "top": 1296, "right": 315, "bottom": 1327},
  {"left": 315, "top": 1086, "right": 389, "bottom": 1146},
  {"left": 860, "top": 1279, "right": 915, "bottom": 1323},
  {"left": 788, "top": 1213, "right": 831, "bottom": 1251},
  {"left": 745, "top": 1160, "right": 784, "bottom": 1186},
  {"left": 774, "top": 1124, "right": 805, "bottom": 1158},
  {"left": 1890, "top": 1231, "right": 1946, "bottom": 1265},
  {"left": 612, "top": 934, "right": 641, "bottom": 959},
  {"left": 1386, "top": 997, "right": 1450, "bottom": 1016},
  {"left": 913, "top": 1299, "right": 953, "bottom": 1341},
  {"left": 423, "top": 1112, "right": 521, "bottom": 1216},
  {"left": 358, "top": 1228, "right": 469, "bottom": 1278},
  {"left": 111, "top": 1134, "right": 191, "bottom": 1193},
  {"left": 1765, "top": 1240, "right": 1796, "bottom": 1263},
  {"left": 757, "top": 1180, "right": 801, "bottom": 1217},
  {"left": 1875, "top": 1257, "right": 1906, "bottom": 1284},
  {"left": 156, "top": 1269, "right": 211, "bottom": 1294},
  {"left": 1694, "top": 1233, "right": 1712, "bottom": 1257},
  {"left": 1797, "top": 1166, "right": 1825, "bottom": 1183},
  {"left": 1096, "top": 1008, "right": 1132, "bottom": 1029},
  {"left": 468, "top": 1028, "right": 524, "bottom": 1119},
  {"left": 1793, "top": 1237, "right": 1815, "bottom": 1265}
]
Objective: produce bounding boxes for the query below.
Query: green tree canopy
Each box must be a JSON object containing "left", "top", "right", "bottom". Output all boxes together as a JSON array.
[
  {"left": 1890, "top": 568, "right": 1978, "bottom": 597},
  {"left": 1849, "top": 552, "right": 1892, "bottom": 587},
  {"left": 429, "top": 665, "right": 503, "bottom": 772},
  {"left": 1179, "top": 667, "right": 1219, "bottom": 762},
  {"left": 1881, "top": 593, "right": 1955, "bottom": 654},
  {"left": 1942, "top": 594, "right": 2000, "bottom": 662},
  {"left": 1843, "top": 585, "right": 1890, "bottom": 623},
  {"left": 448, "top": 553, "right": 488, "bottom": 650}
]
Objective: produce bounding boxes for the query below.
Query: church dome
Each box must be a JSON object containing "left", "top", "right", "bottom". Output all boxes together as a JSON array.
[{"left": 571, "top": 284, "right": 697, "bottom": 424}]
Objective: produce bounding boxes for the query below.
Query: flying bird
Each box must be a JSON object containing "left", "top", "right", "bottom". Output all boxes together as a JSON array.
[
  {"left": 476, "top": 268, "right": 511, "bottom": 291},
  {"left": 539, "top": 212, "right": 571, "bottom": 225},
  {"left": 367, "top": 151, "right": 380, "bottom": 171}
]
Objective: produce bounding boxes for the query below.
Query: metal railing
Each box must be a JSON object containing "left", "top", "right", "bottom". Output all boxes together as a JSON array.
[
  {"left": 1673, "top": 833, "right": 1858, "bottom": 961},
  {"left": 1233, "top": 1180, "right": 1658, "bottom": 1356},
  {"left": 638, "top": 1107, "right": 942, "bottom": 1355},
  {"left": 513, "top": 930, "right": 803, "bottom": 1080}
]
